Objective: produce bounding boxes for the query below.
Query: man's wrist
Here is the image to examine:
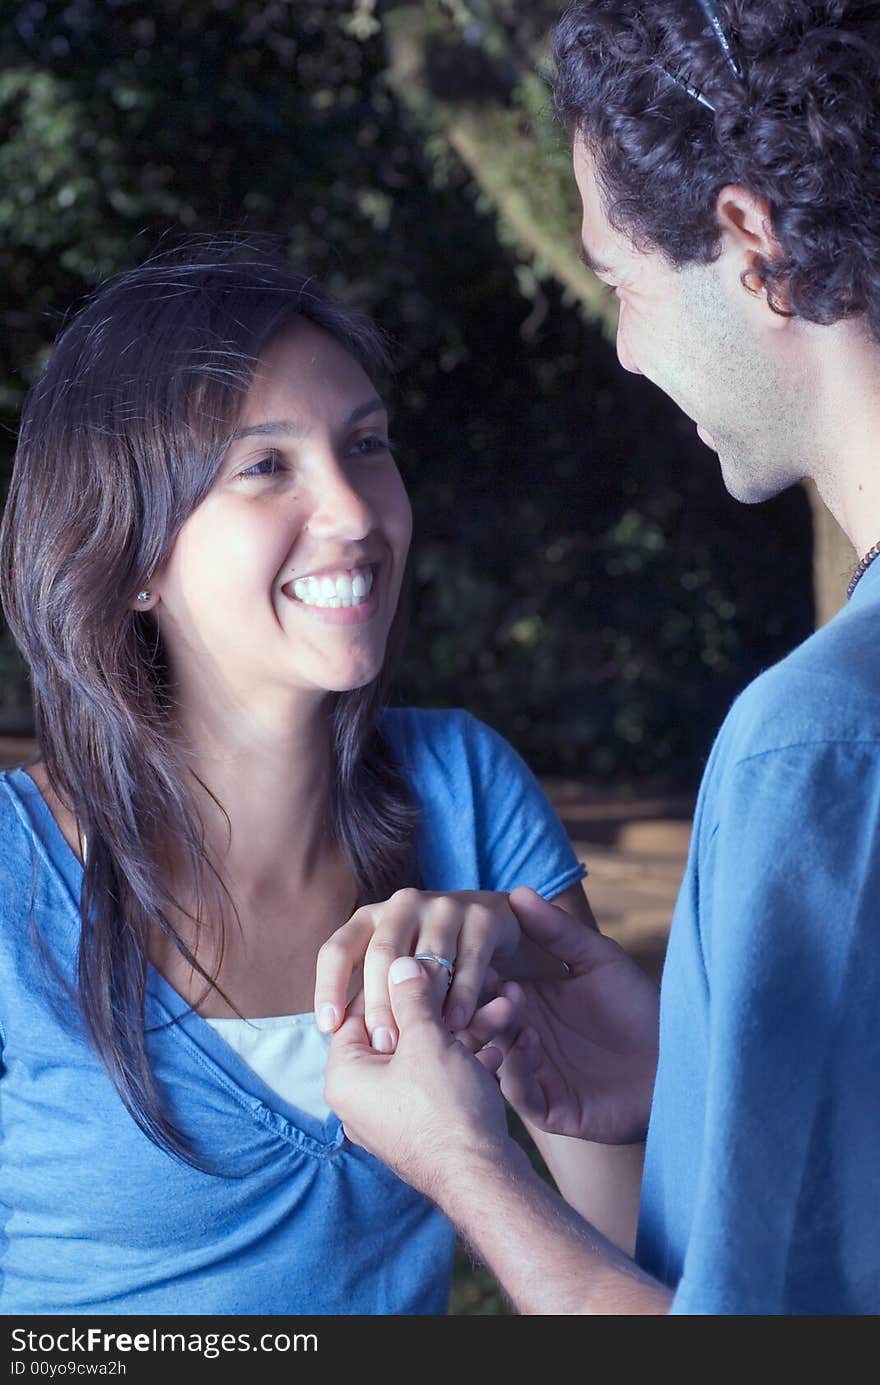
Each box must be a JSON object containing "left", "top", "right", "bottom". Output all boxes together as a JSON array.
[
  {"left": 430, "top": 1129, "right": 534, "bottom": 1221},
  {"left": 429, "top": 1131, "right": 672, "bottom": 1315}
]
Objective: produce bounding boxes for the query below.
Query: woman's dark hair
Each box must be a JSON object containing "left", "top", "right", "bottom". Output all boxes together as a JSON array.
[
  {"left": 553, "top": 1, "right": 880, "bottom": 338},
  {"left": 0, "top": 238, "right": 419, "bottom": 1164}
]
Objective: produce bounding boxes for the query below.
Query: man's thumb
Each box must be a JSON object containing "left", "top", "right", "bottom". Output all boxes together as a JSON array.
[
  {"left": 388, "top": 955, "right": 443, "bottom": 1028},
  {"left": 507, "top": 885, "right": 600, "bottom": 969}
]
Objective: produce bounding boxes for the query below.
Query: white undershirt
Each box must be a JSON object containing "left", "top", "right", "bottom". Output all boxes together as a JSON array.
[
  {"left": 205, "top": 1013, "right": 332, "bottom": 1121},
  {"left": 79, "top": 840, "right": 334, "bottom": 1121}
]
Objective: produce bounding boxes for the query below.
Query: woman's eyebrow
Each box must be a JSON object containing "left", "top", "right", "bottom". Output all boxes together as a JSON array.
[{"left": 231, "top": 396, "right": 387, "bottom": 443}]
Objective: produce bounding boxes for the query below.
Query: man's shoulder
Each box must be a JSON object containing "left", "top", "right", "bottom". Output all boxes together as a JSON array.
[{"left": 719, "top": 600, "right": 880, "bottom": 763}]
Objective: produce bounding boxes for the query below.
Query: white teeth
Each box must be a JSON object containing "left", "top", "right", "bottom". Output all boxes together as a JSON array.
[{"left": 289, "top": 567, "right": 374, "bottom": 609}]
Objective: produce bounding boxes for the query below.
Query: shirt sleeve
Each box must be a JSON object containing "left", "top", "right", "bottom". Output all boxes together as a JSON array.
[
  {"left": 462, "top": 713, "right": 588, "bottom": 900},
  {"left": 670, "top": 741, "right": 880, "bottom": 1314}
]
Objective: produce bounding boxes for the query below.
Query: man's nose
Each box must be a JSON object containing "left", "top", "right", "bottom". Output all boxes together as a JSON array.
[{"left": 616, "top": 319, "right": 642, "bottom": 376}]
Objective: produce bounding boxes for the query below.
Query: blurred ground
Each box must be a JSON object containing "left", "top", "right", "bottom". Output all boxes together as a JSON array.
[{"left": 0, "top": 736, "right": 693, "bottom": 1316}]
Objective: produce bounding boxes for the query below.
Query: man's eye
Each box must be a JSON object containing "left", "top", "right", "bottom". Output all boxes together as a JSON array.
[
  {"left": 350, "top": 435, "right": 395, "bottom": 458},
  {"left": 240, "top": 451, "right": 284, "bottom": 478}
]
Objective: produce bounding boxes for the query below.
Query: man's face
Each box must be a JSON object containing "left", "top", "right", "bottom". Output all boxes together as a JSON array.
[{"left": 572, "top": 137, "right": 814, "bottom": 503}]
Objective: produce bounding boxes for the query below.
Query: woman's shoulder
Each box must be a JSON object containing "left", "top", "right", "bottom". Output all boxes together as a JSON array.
[
  {"left": 0, "top": 765, "right": 31, "bottom": 821},
  {"left": 379, "top": 705, "right": 538, "bottom": 790},
  {"left": 0, "top": 766, "right": 44, "bottom": 887},
  {"left": 380, "top": 705, "right": 507, "bottom": 762},
  {"left": 380, "top": 703, "right": 473, "bottom": 743},
  {"left": 0, "top": 762, "right": 39, "bottom": 824},
  {"left": 380, "top": 708, "right": 584, "bottom": 894}
]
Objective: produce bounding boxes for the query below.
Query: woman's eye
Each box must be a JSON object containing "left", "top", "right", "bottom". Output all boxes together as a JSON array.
[
  {"left": 350, "top": 435, "right": 395, "bottom": 458},
  {"left": 240, "top": 451, "right": 284, "bottom": 479}
]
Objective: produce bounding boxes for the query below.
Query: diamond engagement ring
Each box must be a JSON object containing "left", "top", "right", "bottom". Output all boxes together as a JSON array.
[{"left": 414, "top": 952, "right": 455, "bottom": 988}]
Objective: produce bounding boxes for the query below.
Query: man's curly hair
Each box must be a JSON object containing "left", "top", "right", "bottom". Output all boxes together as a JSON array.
[{"left": 553, "top": 1, "right": 880, "bottom": 339}]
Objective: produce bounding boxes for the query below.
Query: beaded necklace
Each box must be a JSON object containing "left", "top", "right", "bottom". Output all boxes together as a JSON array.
[{"left": 846, "top": 539, "right": 880, "bottom": 600}]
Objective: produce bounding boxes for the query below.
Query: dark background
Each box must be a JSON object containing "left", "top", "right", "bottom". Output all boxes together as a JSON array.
[{"left": 0, "top": 0, "right": 814, "bottom": 792}]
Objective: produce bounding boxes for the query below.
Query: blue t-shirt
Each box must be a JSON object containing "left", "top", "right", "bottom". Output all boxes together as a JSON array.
[
  {"left": 0, "top": 706, "right": 585, "bottom": 1315},
  {"left": 637, "top": 562, "right": 880, "bottom": 1314}
]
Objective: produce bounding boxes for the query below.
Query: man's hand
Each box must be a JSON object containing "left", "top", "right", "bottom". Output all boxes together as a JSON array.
[
  {"left": 324, "top": 957, "right": 513, "bottom": 1203},
  {"left": 466, "top": 886, "right": 660, "bottom": 1145}
]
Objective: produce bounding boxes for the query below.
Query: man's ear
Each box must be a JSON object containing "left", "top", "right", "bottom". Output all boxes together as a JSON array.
[{"left": 715, "top": 184, "right": 792, "bottom": 319}]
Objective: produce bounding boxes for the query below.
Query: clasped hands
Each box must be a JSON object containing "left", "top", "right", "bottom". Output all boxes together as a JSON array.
[
  {"left": 317, "top": 886, "right": 661, "bottom": 1195},
  {"left": 314, "top": 887, "right": 534, "bottom": 1052}
]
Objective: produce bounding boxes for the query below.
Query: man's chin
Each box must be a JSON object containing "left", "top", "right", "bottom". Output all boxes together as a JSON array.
[{"left": 718, "top": 454, "right": 792, "bottom": 505}]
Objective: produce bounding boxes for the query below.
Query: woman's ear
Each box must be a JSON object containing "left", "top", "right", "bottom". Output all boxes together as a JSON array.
[{"left": 129, "top": 586, "right": 159, "bottom": 612}]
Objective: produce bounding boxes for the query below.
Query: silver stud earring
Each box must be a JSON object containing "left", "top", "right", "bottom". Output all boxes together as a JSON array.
[{"left": 136, "top": 591, "right": 150, "bottom": 603}]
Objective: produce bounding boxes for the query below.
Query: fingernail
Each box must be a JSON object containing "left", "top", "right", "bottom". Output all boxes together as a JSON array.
[
  {"left": 371, "top": 1027, "right": 395, "bottom": 1053},
  {"left": 390, "top": 956, "right": 423, "bottom": 984},
  {"left": 448, "top": 1005, "right": 466, "bottom": 1030},
  {"left": 316, "top": 1004, "right": 338, "bottom": 1033}
]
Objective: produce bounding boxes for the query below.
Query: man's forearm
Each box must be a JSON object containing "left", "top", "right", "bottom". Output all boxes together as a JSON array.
[{"left": 436, "top": 1137, "right": 673, "bottom": 1315}]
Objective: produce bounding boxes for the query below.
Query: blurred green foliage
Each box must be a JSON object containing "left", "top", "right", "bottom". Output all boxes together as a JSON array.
[{"left": 0, "top": 0, "right": 814, "bottom": 785}]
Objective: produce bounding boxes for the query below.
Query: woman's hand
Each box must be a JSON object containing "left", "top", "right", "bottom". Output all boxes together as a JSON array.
[{"left": 314, "top": 888, "right": 523, "bottom": 1050}]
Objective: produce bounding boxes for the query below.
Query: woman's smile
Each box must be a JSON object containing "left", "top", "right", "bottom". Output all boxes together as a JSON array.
[{"left": 282, "top": 562, "right": 381, "bottom": 625}]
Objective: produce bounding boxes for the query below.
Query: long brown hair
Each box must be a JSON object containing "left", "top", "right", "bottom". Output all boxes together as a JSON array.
[{"left": 0, "top": 240, "right": 419, "bottom": 1164}]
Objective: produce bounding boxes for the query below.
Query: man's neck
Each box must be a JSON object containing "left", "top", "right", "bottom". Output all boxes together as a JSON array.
[{"left": 808, "top": 318, "right": 880, "bottom": 557}]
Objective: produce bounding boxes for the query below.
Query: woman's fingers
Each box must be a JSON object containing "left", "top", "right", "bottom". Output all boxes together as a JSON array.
[
  {"left": 496, "top": 1027, "right": 548, "bottom": 1122},
  {"left": 457, "top": 990, "right": 548, "bottom": 1121},
  {"left": 456, "top": 983, "right": 524, "bottom": 1053},
  {"left": 361, "top": 890, "right": 452, "bottom": 1049},
  {"left": 474, "top": 1045, "right": 503, "bottom": 1077},
  {"left": 454, "top": 992, "right": 517, "bottom": 1052},
  {"left": 314, "top": 909, "right": 374, "bottom": 1033},
  {"left": 317, "top": 890, "right": 523, "bottom": 1050},
  {"left": 440, "top": 899, "right": 518, "bottom": 1032}
]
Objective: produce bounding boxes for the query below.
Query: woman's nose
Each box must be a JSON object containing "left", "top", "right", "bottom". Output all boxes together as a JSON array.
[{"left": 303, "top": 463, "right": 375, "bottom": 541}]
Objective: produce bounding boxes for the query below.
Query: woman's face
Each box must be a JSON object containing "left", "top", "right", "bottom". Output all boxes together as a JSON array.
[{"left": 151, "top": 318, "right": 412, "bottom": 710}]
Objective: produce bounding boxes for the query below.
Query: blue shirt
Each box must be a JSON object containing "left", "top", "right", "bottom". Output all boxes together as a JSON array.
[
  {"left": 637, "top": 561, "right": 880, "bottom": 1314},
  {"left": 0, "top": 706, "right": 585, "bottom": 1315}
]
